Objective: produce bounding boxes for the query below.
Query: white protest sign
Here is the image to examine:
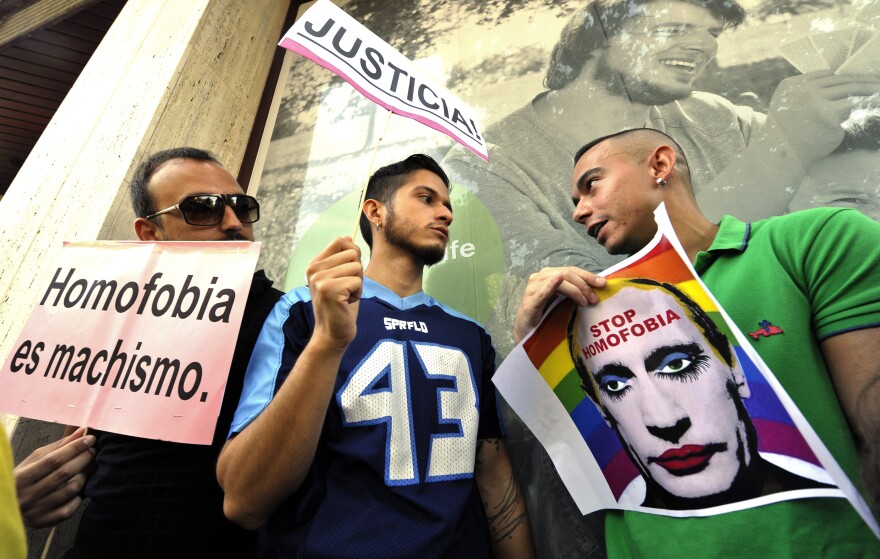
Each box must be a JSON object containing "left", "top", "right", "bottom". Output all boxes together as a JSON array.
[
  {"left": 0, "top": 241, "right": 261, "bottom": 444},
  {"left": 279, "top": 0, "right": 488, "bottom": 160},
  {"left": 494, "top": 205, "right": 878, "bottom": 537}
]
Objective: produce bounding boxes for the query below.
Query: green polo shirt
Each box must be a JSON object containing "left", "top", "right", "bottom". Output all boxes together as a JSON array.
[{"left": 606, "top": 208, "right": 880, "bottom": 559}]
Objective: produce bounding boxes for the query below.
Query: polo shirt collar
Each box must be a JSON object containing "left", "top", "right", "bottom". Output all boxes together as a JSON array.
[{"left": 693, "top": 215, "right": 751, "bottom": 274}]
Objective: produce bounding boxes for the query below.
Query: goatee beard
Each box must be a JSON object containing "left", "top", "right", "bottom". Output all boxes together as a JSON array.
[{"left": 384, "top": 211, "right": 446, "bottom": 267}]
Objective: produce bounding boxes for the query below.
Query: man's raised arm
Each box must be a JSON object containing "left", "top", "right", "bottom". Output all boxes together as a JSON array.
[{"left": 217, "top": 237, "right": 362, "bottom": 529}]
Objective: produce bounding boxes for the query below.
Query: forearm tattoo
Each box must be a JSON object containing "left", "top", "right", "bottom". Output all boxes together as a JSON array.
[{"left": 479, "top": 439, "right": 528, "bottom": 542}]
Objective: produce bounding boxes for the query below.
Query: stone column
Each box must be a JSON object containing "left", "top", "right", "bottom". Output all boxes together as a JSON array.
[{"left": 0, "top": 0, "right": 290, "bottom": 555}]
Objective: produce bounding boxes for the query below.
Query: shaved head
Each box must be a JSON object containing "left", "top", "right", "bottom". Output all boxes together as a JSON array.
[{"left": 574, "top": 129, "right": 692, "bottom": 187}]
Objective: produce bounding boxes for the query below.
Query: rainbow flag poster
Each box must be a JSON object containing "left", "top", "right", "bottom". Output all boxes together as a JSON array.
[{"left": 494, "top": 204, "right": 877, "bottom": 531}]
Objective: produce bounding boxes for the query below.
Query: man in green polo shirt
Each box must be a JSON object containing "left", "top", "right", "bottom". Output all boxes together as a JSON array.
[{"left": 513, "top": 128, "right": 880, "bottom": 558}]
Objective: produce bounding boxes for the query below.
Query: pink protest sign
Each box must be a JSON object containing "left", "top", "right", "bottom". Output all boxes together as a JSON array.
[
  {"left": 279, "top": 0, "right": 488, "bottom": 160},
  {"left": 0, "top": 241, "right": 261, "bottom": 444}
]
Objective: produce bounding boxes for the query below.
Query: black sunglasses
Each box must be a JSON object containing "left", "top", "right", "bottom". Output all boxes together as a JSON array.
[{"left": 145, "top": 194, "right": 260, "bottom": 226}]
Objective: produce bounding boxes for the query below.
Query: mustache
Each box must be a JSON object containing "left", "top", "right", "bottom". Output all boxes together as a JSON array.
[{"left": 221, "top": 232, "right": 250, "bottom": 241}]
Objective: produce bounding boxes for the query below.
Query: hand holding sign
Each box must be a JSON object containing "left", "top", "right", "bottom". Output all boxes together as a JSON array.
[
  {"left": 514, "top": 267, "right": 606, "bottom": 344},
  {"left": 13, "top": 427, "right": 95, "bottom": 528}
]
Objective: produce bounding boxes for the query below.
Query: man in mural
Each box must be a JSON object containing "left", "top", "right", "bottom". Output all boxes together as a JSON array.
[
  {"left": 218, "top": 155, "right": 535, "bottom": 558},
  {"left": 13, "top": 147, "right": 283, "bottom": 557},
  {"left": 567, "top": 278, "right": 827, "bottom": 510},
  {"left": 514, "top": 128, "right": 880, "bottom": 556},
  {"left": 444, "top": 0, "right": 880, "bottom": 353}
]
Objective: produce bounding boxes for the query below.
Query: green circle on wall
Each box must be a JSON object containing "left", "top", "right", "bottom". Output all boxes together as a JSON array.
[{"left": 284, "top": 185, "right": 505, "bottom": 325}]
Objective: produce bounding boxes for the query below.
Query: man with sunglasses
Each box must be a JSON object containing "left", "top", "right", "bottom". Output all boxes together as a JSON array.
[{"left": 14, "top": 147, "right": 282, "bottom": 558}]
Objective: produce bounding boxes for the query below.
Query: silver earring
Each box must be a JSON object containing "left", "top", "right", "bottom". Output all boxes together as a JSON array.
[
  {"left": 375, "top": 222, "right": 381, "bottom": 230},
  {"left": 656, "top": 177, "right": 667, "bottom": 186}
]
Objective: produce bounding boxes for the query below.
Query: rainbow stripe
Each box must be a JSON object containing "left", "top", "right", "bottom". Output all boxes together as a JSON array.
[{"left": 523, "top": 235, "right": 820, "bottom": 499}]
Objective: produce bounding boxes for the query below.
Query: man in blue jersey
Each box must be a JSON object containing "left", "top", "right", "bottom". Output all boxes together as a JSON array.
[
  {"left": 218, "top": 154, "right": 535, "bottom": 558},
  {"left": 514, "top": 128, "right": 880, "bottom": 557}
]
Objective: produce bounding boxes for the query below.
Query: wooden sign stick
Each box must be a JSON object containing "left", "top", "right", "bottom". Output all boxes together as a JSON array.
[{"left": 351, "top": 109, "right": 394, "bottom": 240}]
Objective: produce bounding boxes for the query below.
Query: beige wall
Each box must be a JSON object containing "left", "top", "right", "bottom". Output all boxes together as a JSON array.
[{"left": 0, "top": 0, "right": 289, "bottom": 555}]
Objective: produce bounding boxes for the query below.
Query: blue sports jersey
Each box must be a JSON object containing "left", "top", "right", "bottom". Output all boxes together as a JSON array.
[{"left": 230, "top": 278, "right": 502, "bottom": 558}]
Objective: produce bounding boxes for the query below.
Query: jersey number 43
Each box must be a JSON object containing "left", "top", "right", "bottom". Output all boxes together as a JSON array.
[{"left": 337, "top": 340, "right": 479, "bottom": 486}]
